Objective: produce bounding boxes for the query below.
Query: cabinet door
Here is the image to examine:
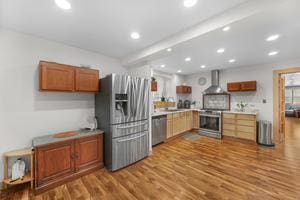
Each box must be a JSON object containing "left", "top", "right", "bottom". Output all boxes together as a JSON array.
[
  {"left": 36, "top": 140, "right": 75, "bottom": 187},
  {"left": 176, "top": 86, "right": 184, "bottom": 93},
  {"left": 40, "top": 62, "right": 75, "bottom": 91},
  {"left": 240, "top": 81, "right": 256, "bottom": 91},
  {"left": 151, "top": 81, "right": 158, "bottom": 92},
  {"left": 172, "top": 118, "right": 181, "bottom": 136},
  {"left": 187, "top": 87, "right": 192, "bottom": 94},
  {"left": 75, "top": 68, "right": 99, "bottom": 92},
  {"left": 227, "top": 82, "right": 241, "bottom": 92},
  {"left": 167, "top": 119, "right": 173, "bottom": 139},
  {"left": 193, "top": 112, "right": 199, "bottom": 129},
  {"left": 75, "top": 135, "right": 103, "bottom": 172}
]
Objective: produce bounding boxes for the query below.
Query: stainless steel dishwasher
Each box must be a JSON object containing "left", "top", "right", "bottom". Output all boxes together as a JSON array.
[{"left": 152, "top": 115, "right": 167, "bottom": 146}]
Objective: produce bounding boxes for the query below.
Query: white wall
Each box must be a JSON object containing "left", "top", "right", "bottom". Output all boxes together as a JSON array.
[
  {"left": 184, "top": 59, "right": 300, "bottom": 121},
  {"left": 0, "top": 28, "right": 127, "bottom": 181}
]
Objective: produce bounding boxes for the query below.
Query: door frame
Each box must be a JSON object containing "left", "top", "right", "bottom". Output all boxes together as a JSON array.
[{"left": 273, "top": 67, "right": 300, "bottom": 144}]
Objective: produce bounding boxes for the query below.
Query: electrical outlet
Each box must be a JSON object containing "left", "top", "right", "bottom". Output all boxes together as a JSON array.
[{"left": 262, "top": 99, "right": 267, "bottom": 104}]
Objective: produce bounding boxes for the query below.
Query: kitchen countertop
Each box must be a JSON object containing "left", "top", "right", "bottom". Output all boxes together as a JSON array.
[
  {"left": 152, "top": 109, "right": 200, "bottom": 117},
  {"left": 152, "top": 109, "right": 259, "bottom": 117},
  {"left": 32, "top": 129, "right": 104, "bottom": 147},
  {"left": 222, "top": 110, "right": 259, "bottom": 115}
]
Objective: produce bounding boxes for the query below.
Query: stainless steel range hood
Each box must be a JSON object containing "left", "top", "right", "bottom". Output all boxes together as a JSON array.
[{"left": 203, "top": 70, "right": 228, "bottom": 94}]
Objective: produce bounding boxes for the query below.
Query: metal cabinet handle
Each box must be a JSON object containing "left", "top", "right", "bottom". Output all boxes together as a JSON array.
[
  {"left": 117, "top": 122, "right": 147, "bottom": 129},
  {"left": 117, "top": 133, "right": 146, "bottom": 143}
]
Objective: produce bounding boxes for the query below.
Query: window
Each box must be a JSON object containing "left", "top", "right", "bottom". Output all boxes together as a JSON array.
[{"left": 285, "top": 87, "right": 300, "bottom": 105}]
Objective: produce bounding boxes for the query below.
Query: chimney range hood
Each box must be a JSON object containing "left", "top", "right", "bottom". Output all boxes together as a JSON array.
[{"left": 203, "top": 70, "right": 228, "bottom": 95}]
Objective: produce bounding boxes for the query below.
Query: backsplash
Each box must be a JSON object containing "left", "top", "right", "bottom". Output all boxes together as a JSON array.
[{"left": 203, "top": 95, "right": 230, "bottom": 110}]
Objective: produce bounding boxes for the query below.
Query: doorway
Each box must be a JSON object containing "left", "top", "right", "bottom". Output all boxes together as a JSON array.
[{"left": 273, "top": 67, "right": 300, "bottom": 144}]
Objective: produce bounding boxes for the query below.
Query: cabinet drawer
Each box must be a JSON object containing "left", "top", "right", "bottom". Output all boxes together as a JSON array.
[
  {"left": 236, "top": 114, "right": 256, "bottom": 121},
  {"left": 223, "top": 123, "right": 235, "bottom": 131},
  {"left": 236, "top": 131, "right": 255, "bottom": 141},
  {"left": 236, "top": 120, "right": 255, "bottom": 127},
  {"left": 173, "top": 113, "right": 180, "bottom": 119},
  {"left": 223, "top": 118, "right": 235, "bottom": 124},
  {"left": 223, "top": 113, "right": 236, "bottom": 119},
  {"left": 223, "top": 130, "right": 236, "bottom": 137},
  {"left": 236, "top": 125, "right": 255, "bottom": 133}
]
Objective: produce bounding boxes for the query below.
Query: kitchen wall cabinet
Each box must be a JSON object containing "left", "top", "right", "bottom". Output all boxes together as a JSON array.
[
  {"left": 40, "top": 62, "right": 75, "bottom": 91},
  {"left": 227, "top": 81, "right": 256, "bottom": 92},
  {"left": 176, "top": 86, "right": 192, "bottom": 94},
  {"left": 222, "top": 113, "right": 257, "bottom": 142},
  {"left": 151, "top": 81, "right": 158, "bottom": 92},
  {"left": 35, "top": 134, "right": 103, "bottom": 194},
  {"left": 39, "top": 61, "right": 99, "bottom": 93}
]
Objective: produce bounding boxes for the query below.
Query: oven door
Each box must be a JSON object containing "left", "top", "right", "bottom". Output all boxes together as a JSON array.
[{"left": 199, "top": 114, "right": 221, "bottom": 133}]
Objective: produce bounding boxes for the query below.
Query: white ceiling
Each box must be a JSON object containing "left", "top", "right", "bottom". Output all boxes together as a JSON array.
[
  {"left": 150, "top": 0, "right": 300, "bottom": 74},
  {"left": 0, "top": 0, "right": 248, "bottom": 58}
]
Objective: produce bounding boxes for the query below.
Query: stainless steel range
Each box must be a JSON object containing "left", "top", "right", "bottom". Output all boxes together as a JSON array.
[
  {"left": 198, "top": 70, "right": 230, "bottom": 139},
  {"left": 199, "top": 110, "right": 222, "bottom": 139}
]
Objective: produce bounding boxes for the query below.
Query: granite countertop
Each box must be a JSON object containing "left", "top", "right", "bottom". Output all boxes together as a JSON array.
[
  {"left": 152, "top": 109, "right": 200, "bottom": 117},
  {"left": 222, "top": 110, "right": 259, "bottom": 115},
  {"left": 32, "top": 129, "right": 104, "bottom": 147}
]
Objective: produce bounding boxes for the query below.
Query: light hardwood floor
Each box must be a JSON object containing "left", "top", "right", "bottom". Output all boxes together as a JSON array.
[{"left": 1, "top": 128, "right": 300, "bottom": 200}]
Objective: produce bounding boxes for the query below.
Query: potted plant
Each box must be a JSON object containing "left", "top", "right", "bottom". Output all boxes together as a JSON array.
[{"left": 237, "top": 101, "right": 248, "bottom": 112}]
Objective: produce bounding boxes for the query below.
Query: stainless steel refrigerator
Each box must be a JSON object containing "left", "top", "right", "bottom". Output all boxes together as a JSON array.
[{"left": 95, "top": 74, "right": 149, "bottom": 171}]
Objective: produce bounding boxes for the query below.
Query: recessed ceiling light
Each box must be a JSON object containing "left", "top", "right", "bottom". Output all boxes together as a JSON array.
[
  {"left": 223, "top": 26, "right": 231, "bottom": 32},
  {"left": 130, "top": 32, "right": 140, "bottom": 39},
  {"left": 160, "top": 64, "right": 165, "bottom": 68},
  {"left": 185, "top": 57, "right": 191, "bottom": 62},
  {"left": 266, "top": 34, "right": 280, "bottom": 42},
  {"left": 167, "top": 48, "right": 172, "bottom": 52},
  {"left": 217, "top": 48, "right": 225, "bottom": 54},
  {"left": 177, "top": 70, "right": 182, "bottom": 73},
  {"left": 183, "top": 0, "right": 198, "bottom": 8},
  {"left": 55, "top": 0, "right": 71, "bottom": 10},
  {"left": 200, "top": 65, "right": 206, "bottom": 69},
  {"left": 269, "top": 51, "right": 279, "bottom": 56},
  {"left": 229, "top": 59, "right": 236, "bottom": 63}
]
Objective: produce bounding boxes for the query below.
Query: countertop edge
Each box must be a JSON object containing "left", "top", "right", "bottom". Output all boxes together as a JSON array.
[{"left": 32, "top": 130, "right": 104, "bottom": 147}]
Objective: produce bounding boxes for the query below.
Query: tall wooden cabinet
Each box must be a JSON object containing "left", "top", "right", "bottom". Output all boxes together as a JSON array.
[
  {"left": 35, "top": 134, "right": 103, "bottom": 194},
  {"left": 39, "top": 61, "right": 99, "bottom": 93}
]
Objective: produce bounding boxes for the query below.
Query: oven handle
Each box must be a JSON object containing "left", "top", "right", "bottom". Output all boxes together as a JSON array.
[{"left": 199, "top": 114, "right": 221, "bottom": 118}]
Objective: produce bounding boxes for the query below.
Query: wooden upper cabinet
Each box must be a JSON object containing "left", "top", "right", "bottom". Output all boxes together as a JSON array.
[
  {"left": 241, "top": 81, "right": 257, "bottom": 91},
  {"left": 151, "top": 81, "right": 158, "bottom": 92},
  {"left": 75, "top": 68, "right": 99, "bottom": 92},
  {"left": 227, "top": 81, "right": 256, "bottom": 92},
  {"left": 40, "top": 62, "right": 75, "bottom": 91},
  {"left": 39, "top": 61, "right": 100, "bottom": 93},
  {"left": 176, "top": 85, "right": 192, "bottom": 94}
]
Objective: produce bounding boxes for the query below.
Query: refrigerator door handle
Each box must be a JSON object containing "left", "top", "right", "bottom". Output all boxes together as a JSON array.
[
  {"left": 117, "top": 133, "right": 146, "bottom": 143},
  {"left": 116, "top": 122, "right": 147, "bottom": 129}
]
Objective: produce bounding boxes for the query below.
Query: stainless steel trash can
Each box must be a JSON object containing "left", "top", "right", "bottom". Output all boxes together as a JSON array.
[{"left": 258, "top": 120, "right": 274, "bottom": 146}]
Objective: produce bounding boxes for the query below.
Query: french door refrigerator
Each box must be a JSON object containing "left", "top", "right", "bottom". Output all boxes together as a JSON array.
[{"left": 95, "top": 74, "right": 149, "bottom": 171}]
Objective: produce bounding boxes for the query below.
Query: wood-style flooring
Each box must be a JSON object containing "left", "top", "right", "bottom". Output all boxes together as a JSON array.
[{"left": 1, "top": 125, "right": 300, "bottom": 200}]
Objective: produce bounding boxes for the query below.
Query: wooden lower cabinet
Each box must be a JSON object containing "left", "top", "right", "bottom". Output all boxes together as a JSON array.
[
  {"left": 222, "top": 113, "right": 257, "bottom": 142},
  {"left": 165, "top": 111, "right": 199, "bottom": 140},
  {"left": 193, "top": 111, "right": 199, "bottom": 129},
  {"left": 35, "top": 134, "right": 103, "bottom": 194}
]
